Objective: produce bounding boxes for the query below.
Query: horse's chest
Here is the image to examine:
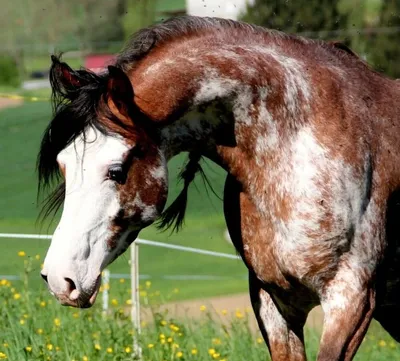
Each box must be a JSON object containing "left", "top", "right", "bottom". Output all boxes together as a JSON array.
[{"left": 224, "top": 151, "right": 370, "bottom": 289}]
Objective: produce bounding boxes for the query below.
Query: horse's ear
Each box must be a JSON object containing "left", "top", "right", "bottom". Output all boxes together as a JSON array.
[
  {"left": 107, "top": 65, "right": 134, "bottom": 119},
  {"left": 50, "top": 55, "right": 84, "bottom": 91}
]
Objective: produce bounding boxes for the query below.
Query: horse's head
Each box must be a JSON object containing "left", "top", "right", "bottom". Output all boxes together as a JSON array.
[{"left": 38, "top": 56, "right": 168, "bottom": 307}]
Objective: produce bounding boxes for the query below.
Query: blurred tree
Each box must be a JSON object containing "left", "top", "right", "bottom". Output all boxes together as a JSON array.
[
  {"left": 239, "top": 0, "right": 348, "bottom": 40},
  {"left": 76, "top": 0, "right": 126, "bottom": 51},
  {"left": 365, "top": 0, "right": 400, "bottom": 79},
  {"left": 122, "top": 0, "right": 158, "bottom": 40},
  {"left": 0, "top": 0, "right": 78, "bottom": 77}
]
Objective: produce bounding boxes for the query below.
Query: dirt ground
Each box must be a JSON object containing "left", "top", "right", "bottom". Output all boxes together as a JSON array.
[
  {"left": 0, "top": 97, "right": 23, "bottom": 110},
  {"left": 142, "top": 293, "right": 324, "bottom": 332}
]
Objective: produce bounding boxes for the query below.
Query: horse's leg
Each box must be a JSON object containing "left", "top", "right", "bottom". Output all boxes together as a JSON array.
[
  {"left": 249, "top": 274, "right": 308, "bottom": 361},
  {"left": 317, "top": 270, "right": 375, "bottom": 361}
]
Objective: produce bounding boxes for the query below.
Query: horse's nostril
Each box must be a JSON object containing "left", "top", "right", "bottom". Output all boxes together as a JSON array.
[
  {"left": 64, "top": 277, "right": 76, "bottom": 292},
  {"left": 64, "top": 277, "right": 80, "bottom": 301},
  {"left": 41, "top": 273, "right": 48, "bottom": 284}
]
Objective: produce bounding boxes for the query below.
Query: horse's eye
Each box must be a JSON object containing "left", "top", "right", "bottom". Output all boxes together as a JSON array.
[{"left": 108, "top": 166, "right": 126, "bottom": 184}]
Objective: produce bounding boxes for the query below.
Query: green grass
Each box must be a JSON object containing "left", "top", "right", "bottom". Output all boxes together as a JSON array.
[
  {"left": 0, "top": 274, "right": 399, "bottom": 361},
  {"left": 0, "top": 101, "right": 246, "bottom": 300}
]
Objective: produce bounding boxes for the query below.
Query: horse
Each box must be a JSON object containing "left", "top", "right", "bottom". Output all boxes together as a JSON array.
[{"left": 37, "top": 16, "right": 400, "bottom": 361}]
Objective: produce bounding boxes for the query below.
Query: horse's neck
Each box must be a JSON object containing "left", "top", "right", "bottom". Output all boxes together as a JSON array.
[{"left": 132, "top": 41, "right": 309, "bottom": 179}]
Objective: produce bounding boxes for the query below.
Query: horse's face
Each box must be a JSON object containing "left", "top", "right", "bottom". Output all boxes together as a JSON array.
[{"left": 40, "top": 59, "right": 168, "bottom": 308}]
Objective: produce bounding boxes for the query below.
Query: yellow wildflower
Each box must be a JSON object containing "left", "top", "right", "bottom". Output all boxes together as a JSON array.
[
  {"left": 37, "top": 328, "right": 44, "bottom": 334},
  {"left": 221, "top": 309, "right": 228, "bottom": 316},
  {"left": 145, "top": 281, "right": 151, "bottom": 288},
  {"left": 0, "top": 279, "right": 7, "bottom": 286},
  {"left": 119, "top": 278, "right": 125, "bottom": 283},
  {"left": 19, "top": 319, "right": 25, "bottom": 325},
  {"left": 125, "top": 347, "right": 132, "bottom": 353},
  {"left": 18, "top": 251, "right": 26, "bottom": 257},
  {"left": 25, "top": 346, "right": 32, "bottom": 352},
  {"left": 200, "top": 305, "right": 207, "bottom": 311},
  {"left": 389, "top": 341, "right": 396, "bottom": 349},
  {"left": 378, "top": 340, "right": 387, "bottom": 347},
  {"left": 235, "top": 310, "right": 244, "bottom": 319},
  {"left": 0, "top": 352, "right": 7, "bottom": 359},
  {"left": 170, "top": 324, "right": 179, "bottom": 332},
  {"left": 54, "top": 318, "right": 61, "bottom": 327},
  {"left": 160, "top": 320, "right": 167, "bottom": 326},
  {"left": 72, "top": 312, "right": 79, "bottom": 318},
  {"left": 159, "top": 333, "right": 166, "bottom": 339},
  {"left": 23, "top": 314, "right": 29, "bottom": 319},
  {"left": 191, "top": 348, "right": 198, "bottom": 355},
  {"left": 256, "top": 337, "right": 263, "bottom": 344},
  {"left": 82, "top": 356, "right": 89, "bottom": 361},
  {"left": 47, "top": 344, "right": 53, "bottom": 351},
  {"left": 213, "top": 353, "right": 221, "bottom": 359},
  {"left": 40, "top": 301, "right": 46, "bottom": 307},
  {"left": 160, "top": 339, "right": 166, "bottom": 344},
  {"left": 35, "top": 254, "right": 40, "bottom": 260},
  {"left": 167, "top": 337, "right": 173, "bottom": 343},
  {"left": 94, "top": 344, "right": 101, "bottom": 351},
  {"left": 126, "top": 299, "right": 132, "bottom": 305},
  {"left": 55, "top": 346, "right": 60, "bottom": 352},
  {"left": 106, "top": 347, "right": 113, "bottom": 353},
  {"left": 13, "top": 293, "right": 21, "bottom": 300},
  {"left": 139, "top": 291, "right": 147, "bottom": 297},
  {"left": 10, "top": 288, "right": 15, "bottom": 293},
  {"left": 147, "top": 344, "right": 154, "bottom": 349},
  {"left": 3, "top": 343, "right": 8, "bottom": 348},
  {"left": 208, "top": 348, "right": 216, "bottom": 356},
  {"left": 176, "top": 351, "right": 183, "bottom": 358},
  {"left": 212, "top": 338, "right": 222, "bottom": 345},
  {"left": 172, "top": 343, "right": 179, "bottom": 349},
  {"left": 111, "top": 299, "right": 118, "bottom": 306}
]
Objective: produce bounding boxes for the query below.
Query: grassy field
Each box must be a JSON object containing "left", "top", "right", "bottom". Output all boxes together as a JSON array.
[
  {"left": 0, "top": 272, "right": 399, "bottom": 361},
  {"left": 0, "top": 101, "right": 247, "bottom": 300}
]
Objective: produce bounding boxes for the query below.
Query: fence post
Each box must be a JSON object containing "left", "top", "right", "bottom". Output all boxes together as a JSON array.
[
  {"left": 131, "top": 243, "right": 142, "bottom": 357},
  {"left": 102, "top": 269, "right": 110, "bottom": 315}
]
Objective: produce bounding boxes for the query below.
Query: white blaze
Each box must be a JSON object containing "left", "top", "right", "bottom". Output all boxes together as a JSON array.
[{"left": 42, "top": 127, "right": 130, "bottom": 295}]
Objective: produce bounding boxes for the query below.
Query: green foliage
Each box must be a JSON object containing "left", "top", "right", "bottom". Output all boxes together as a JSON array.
[
  {"left": 122, "top": 0, "right": 158, "bottom": 39},
  {"left": 365, "top": 0, "right": 400, "bottom": 79},
  {"left": 239, "top": 0, "right": 348, "bottom": 40},
  {"left": 0, "top": 55, "right": 20, "bottom": 87},
  {"left": 76, "top": 0, "right": 126, "bottom": 51}
]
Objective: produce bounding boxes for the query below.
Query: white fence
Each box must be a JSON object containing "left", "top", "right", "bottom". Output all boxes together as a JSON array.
[{"left": 0, "top": 233, "right": 240, "bottom": 335}]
